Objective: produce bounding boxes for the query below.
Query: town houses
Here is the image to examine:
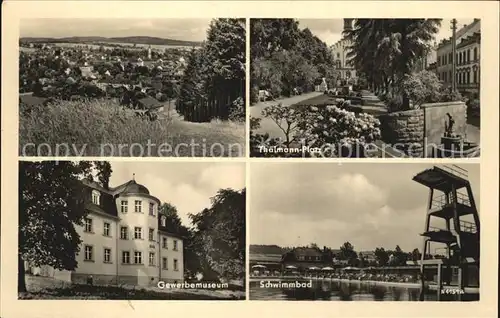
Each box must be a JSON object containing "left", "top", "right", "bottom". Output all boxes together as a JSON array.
[
  {"left": 434, "top": 19, "right": 481, "bottom": 98},
  {"left": 26, "top": 177, "right": 184, "bottom": 286}
]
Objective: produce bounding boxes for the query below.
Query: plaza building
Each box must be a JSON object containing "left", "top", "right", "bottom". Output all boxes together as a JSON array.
[
  {"left": 331, "top": 19, "right": 357, "bottom": 86},
  {"left": 26, "top": 178, "right": 184, "bottom": 286},
  {"left": 435, "top": 19, "right": 480, "bottom": 97}
]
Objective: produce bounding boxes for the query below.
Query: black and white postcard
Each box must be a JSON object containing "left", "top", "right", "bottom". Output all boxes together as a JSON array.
[
  {"left": 19, "top": 18, "right": 246, "bottom": 157},
  {"left": 250, "top": 18, "right": 481, "bottom": 158},
  {"left": 18, "top": 161, "right": 245, "bottom": 300},
  {"left": 250, "top": 163, "right": 480, "bottom": 301}
]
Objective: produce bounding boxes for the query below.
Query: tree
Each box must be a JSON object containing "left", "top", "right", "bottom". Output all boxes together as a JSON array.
[
  {"left": 374, "top": 247, "right": 390, "bottom": 267},
  {"left": 410, "top": 248, "right": 422, "bottom": 261},
  {"left": 339, "top": 242, "right": 358, "bottom": 265},
  {"left": 93, "top": 161, "right": 112, "bottom": 189},
  {"left": 345, "top": 19, "right": 442, "bottom": 109},
  {"left": 189, "top": 188, "right": 246, "bottom": 281},
  {"left": 18, "top": 161, "right": 92, "bottom": 292}
]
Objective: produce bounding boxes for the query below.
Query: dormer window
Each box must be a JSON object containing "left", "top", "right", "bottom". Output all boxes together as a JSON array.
[
  {"left": 92, "top": 190, "right": 100, "bottom": 205},
  {"left": 161, "top": 216, "right": 166, "bottom": 227}
]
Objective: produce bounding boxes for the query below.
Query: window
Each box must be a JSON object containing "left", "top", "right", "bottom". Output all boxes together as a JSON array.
[
  {"left": 103, "top": 222, "right": 111, "bottom": 236},
  {"left": 149, "top": 202, "right": 155, "bottom": 216},
  {"left": 467, "top": 71, "right": 470, "bottom": 84},
  {"left": 473, "top": 70, "right": 477, "bottom": 83},
  {"left": 134, "top": 251, "right": 142, "bottom": 264},
  {"left": 336, "top": 52, "right": 340, "bottom": 59},
  {"left": 161, "top": 216, "right": 166, "bottom": 227},
  {"left": 104, "top": 248, "right": 111, "bottom": 263},
  {"left": 121, "top": 200, "right": 128, "bottom": 213},
  {"left": 134, "top": 227, "right": 142, "bottom": 239},
  {"left": 473, "top": 47, "right": 478, "bottom": 61},
  {"left": 467, "top": 49, "right": 470, "bottom": 63},
  {"left": 437, "top": 56, "right": 441, "bottom": 66},
  {"left": 122, "top": 251, "right": 130, "bottom": 264},
  {"left": 120, "top": 226, "right": 128, "bottom": 240},
  {"left": 92, "top": 190, "right": 100, "bottom": 205},
  {"left": 448, "top": 53, "right": 452, "bottom": 64},
  {"left": 162, "top": 237, "right": 168, "bottom": 249},
  {"left": 84, "top": 245, "right": 93, "bottom": 261},
  {"left": 149, "top": 252, "right": 155, "bottom": 266},
  {"left": 149, "top": 228, "right": 155, "bottom": 241},
  {"left": 173, "top": 240, "right": 178, "bottom": 251},
  {"left": 135, "top": 200, "right": 142, "bottom": 213},
  {"left": 162, "top": 257, "right": 168, "bottom": 269},
  {"left": 173, "top": 259, "right": 178, "bottom": 271},
  {"left": 84, "top": 218, "right": 93, "bottom": 233}
]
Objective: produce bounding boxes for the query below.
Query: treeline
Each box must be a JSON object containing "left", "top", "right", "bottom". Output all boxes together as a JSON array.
[
  {"left": 176, "top": 19, "right": 246, "bottom": 122},
  {"left": 18, "top": 161, "right": 246, "bottom": 292},
  {"left": 344, "top": 19, "right": 445, "bottom": 110},
  {"left": 250, "top": 19, "right": 338, "bottom": 104}
]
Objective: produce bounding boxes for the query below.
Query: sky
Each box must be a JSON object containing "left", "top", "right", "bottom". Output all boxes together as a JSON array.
[
  {"left": 297, "top": 18, "right": 476, "bottom": 46},
  {"left": 250, "top": 163, "right": 480, "bottom": 253},
  {"left": 20, "top": 18, "right": 212, "bottom": 40},
  {"left": 107, "top": 162, "right": 245, "bottom": 226}
]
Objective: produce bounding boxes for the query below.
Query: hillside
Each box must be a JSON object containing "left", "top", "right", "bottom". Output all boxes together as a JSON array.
[{"left": 19, "top": 36, "right": 202, "bottom": 47}]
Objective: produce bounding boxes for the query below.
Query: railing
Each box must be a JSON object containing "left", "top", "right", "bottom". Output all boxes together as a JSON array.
[
  {"left": 441, "top": 165, "right": 468, "bottom": 179},
  {"left": 427, "top": 220, "right": 477, "bottom": 234},
  {"left": 460, "top": 220, "right": 477, "bottom": 233},
  {"left": 431, "top": 192, "right": 471, "bottom": 210}
]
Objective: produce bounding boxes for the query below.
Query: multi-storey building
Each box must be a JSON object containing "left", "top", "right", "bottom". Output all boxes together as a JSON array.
[
  {"left": 456, "top": 32, "right": 480, "bottom": 97},
  {"left": 331, "top": 19, "right": 357, "bottom": 85},
  {"left": 435, "top": 19, "right": 481, "bottom": 97},
  {"left": 27, "top": 178, "right": 184, "bottom": 286}
]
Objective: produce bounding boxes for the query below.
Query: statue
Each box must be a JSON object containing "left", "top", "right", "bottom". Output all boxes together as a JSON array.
[{"left": 444, "top": 113, "right": 455, "bottom": 137}]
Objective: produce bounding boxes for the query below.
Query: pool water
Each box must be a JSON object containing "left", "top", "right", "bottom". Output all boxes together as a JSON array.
[{"left": 249, "top": 280, "right": 479, "bottom": 301}]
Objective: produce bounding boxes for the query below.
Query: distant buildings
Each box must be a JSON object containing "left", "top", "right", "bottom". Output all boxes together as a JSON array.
[
  {"left": 331, "top": 19, "right": 357, "bottom": 86},
  {"left": 435, "top": 19, "right": 481, "bottom": 97}
]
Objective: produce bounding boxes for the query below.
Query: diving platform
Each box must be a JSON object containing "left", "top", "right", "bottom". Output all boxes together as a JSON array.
[{"left": 412, "top": 165, "right": 469, "bottom": 192}]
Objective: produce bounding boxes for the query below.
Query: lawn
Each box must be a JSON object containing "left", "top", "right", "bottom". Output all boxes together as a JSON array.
[
  {"left": 291, "top": 93, "right": 387, "bottom": 117},
  {"left": 19, "top": 275, "right": 245, "bottom": 300},
  {"left": 19, "top": 99, "right": 245, "bottom": 157}
]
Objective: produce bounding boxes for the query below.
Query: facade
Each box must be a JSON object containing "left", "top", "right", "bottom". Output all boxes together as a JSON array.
[
  {"left": 330, "top": 18, "right": 357, "bottom": 85},
  {"left": 28, "top": 178, "right": 184, "bottom": 286},
  {"left": 435, "top": 19, "right": 480, "bottom": 97},
  {"left": 456, "top": 32, "right": 480, "bottom": 97},
  {"left": 359, "top": 251, "right": 377, "bottom": 264},
  {"left": 281, "top": 247, "right": 333, "bottom": 270}
]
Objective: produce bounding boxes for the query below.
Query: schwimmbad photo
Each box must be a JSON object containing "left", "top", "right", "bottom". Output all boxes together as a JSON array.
[{"left": 249, "top": 162, "right": 480, "bottom": 301}]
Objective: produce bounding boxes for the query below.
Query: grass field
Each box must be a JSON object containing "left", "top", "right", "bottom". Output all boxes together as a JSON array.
[
  {"left": 19, "top": 99, "right": 245, "bottom": 157},
  {"left": 19, "top": 275, "right": 245, "bottom": 300}
]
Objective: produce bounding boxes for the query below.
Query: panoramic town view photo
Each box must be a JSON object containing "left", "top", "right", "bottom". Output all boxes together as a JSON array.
[
  {"left": 249, "top": 163, "right": 480, "bottom": 301},
  {"left": 19, "top": 18, "right": 246, "bottom": 157},
  {"left": 19, "top": 161, "right": 246, "bottom": 299},
  {"left": 250, "top": 19, "right": 481, "bottom": 158}
]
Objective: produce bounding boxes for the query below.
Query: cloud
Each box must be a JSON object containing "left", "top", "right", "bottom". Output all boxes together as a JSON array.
[
  {"left": 108, "top": 162, "right": 245, "bottom": 226},
  {"left": 20, "top": 18, "right": 212, "bottom": 41},
  {"left": 250, "top": 163, "right": 480, "bottom": 252}
]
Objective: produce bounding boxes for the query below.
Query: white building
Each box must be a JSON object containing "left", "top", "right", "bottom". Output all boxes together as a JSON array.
[
  {"left": 331, "top": 19, "right": 357, "bottom": 85},
  {"left": 27, "top": 178, "right": 184, "bottom": 287}
]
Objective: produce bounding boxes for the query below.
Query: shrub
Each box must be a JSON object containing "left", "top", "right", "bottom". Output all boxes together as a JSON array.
[
  {"left": 228, "top": 97, "right": 245, "bottom": 122},
  {"left": 440, "top": 89, "right": 463, "bottom": 102},
  {"left": 256, "top": 104, "right": 381, "bottom": 157},
  {"left": 401, "top": 71, "right": 442, "bottom": 107},
  {"left": 19, "top": 99, "right": 172, "bottom": 156},
  {"left": 250, "top": 85, "right": 259, "bottom": 104},
  {"left": 467, "top": 99, "right": 480, "bottom": 116}
]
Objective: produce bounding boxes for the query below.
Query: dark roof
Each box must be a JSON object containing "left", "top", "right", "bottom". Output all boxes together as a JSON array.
[
  {"left": 82, "top": 185, "right": 118, "bottom": 218},
  {"left": 249, "top": 244, "right": 285, "bottom": 255},
  {"left": 292, "top": 247, "right": 323, "bottom": 257},
  {"left": 157, "top": 216, "right": 185, "bottom": 239},
  {"left": 456, "top": 32, "right": 481, "bottom": 49},
  {"left": 113, "top": 179, "right": 150, "bottom": 195}
]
